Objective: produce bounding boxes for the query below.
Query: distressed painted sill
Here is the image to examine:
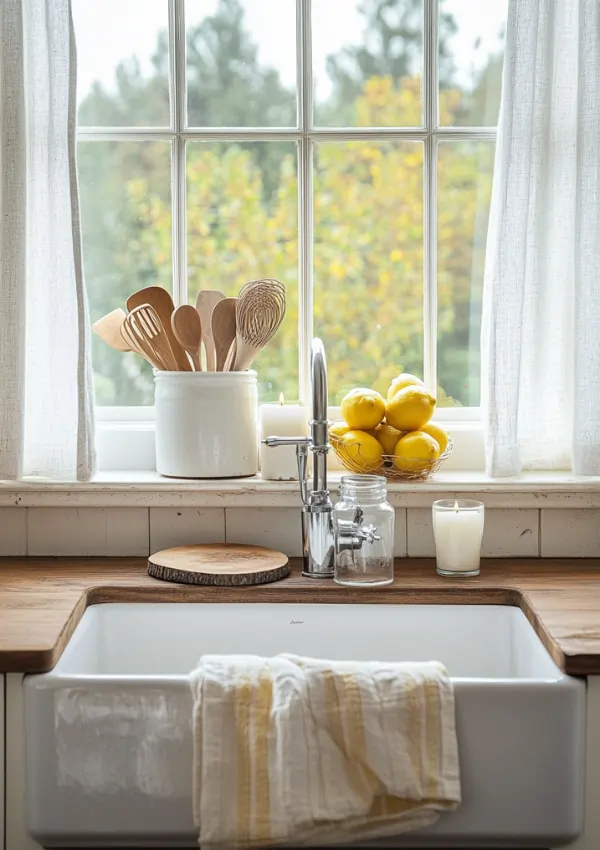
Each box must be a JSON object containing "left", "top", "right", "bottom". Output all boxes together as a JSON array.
[{"left": 0, "top": 470, "right": 599, "bottom": 509}]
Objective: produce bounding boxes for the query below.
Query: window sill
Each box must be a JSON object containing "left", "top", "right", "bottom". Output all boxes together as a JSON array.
[{"left": 2, "top": 470, "right": 600, "bottom": 509}]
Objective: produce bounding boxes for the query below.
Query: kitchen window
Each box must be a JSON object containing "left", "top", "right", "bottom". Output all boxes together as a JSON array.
[{"left": 75, "top": 0, "right": 506, "bottom": 430}]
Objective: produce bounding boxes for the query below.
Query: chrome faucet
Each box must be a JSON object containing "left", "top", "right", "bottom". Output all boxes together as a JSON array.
[{"left": 264, "top": 338, "right": 380, "bottom": 578}]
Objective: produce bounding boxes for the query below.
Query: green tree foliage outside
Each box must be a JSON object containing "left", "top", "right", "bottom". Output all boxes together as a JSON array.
[{"left": 78, "top": 0, "right": 502, "bottom": 407}]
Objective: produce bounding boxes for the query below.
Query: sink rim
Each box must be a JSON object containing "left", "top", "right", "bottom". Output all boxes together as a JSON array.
[{"left": 32, "top": 601, "right": 571, "bottom": 685}]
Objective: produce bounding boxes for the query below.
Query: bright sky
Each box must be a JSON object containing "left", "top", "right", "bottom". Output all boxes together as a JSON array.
[{"left": 73, "top": 0, "right": 507, "bottom": 106}]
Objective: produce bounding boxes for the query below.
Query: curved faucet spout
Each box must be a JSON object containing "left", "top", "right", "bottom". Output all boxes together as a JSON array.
[
  {"left": 263, "top": 338, "right": 334, "bottom": 576},
  {"left": 311, "top": 338, "right": 328, "bottom": 425},
  {"left": 310, "top": 338, "right": 329, "bottom": 495}
]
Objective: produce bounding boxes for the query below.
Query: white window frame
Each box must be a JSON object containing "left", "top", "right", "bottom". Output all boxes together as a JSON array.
[{"left": 84, "top": 0, "right": 497, "bottom": 468}]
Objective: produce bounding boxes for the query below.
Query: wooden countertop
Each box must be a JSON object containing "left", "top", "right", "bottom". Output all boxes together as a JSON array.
[{"left": 1, "top": 557, "right": 600, "bottom": 675}]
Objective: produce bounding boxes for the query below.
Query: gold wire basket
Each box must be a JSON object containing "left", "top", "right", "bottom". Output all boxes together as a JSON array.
[{"left": 330, "top": 431, "right": 453, "bottom": 481}]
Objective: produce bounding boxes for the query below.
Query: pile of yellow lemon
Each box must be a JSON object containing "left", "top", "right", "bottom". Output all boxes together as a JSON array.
[{"left": 330, "top": 374, "right": 449, "bottom": 476}]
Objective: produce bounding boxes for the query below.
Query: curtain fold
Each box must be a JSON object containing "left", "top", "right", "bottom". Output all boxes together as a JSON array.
[
  {"left": 482, "top": 0, "right": 600, "bottom": 476},
  {"left": 0, "top": 0, "right": 95, "bottom": 481}
]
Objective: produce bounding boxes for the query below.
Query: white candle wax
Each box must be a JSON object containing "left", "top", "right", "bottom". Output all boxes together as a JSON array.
[
  {"left": 433, "top": 501, "right": 484, "bottom": 574},
  {"left": 260, "top": 402, "right": 309, "bottom": 480}
]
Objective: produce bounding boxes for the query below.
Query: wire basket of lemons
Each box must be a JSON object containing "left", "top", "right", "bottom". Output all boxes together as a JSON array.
[{"left": 329, "top": 374, "right": 452, "bottom": 481}]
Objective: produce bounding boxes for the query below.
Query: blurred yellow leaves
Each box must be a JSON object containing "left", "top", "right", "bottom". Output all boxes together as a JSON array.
[{"left": 122, "top": 77, "right": 493, "bottom": 405}]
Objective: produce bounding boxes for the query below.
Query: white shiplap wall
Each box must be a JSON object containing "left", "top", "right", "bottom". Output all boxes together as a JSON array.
[{"left": 0, "top": 504, "right": 596, "bottom": 558}]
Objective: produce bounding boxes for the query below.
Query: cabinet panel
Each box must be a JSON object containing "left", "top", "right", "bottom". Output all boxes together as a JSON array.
[
  {"left": 1, "top": 674, "right": 4, "bottom": 850},
  {"left": 5, "top": 674, "right": 40, "bottom": 850}
]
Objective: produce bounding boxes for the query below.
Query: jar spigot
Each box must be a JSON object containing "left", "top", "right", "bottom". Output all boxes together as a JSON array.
[{"left": 336, "top": 506, "right": 381, "bottom": 552}]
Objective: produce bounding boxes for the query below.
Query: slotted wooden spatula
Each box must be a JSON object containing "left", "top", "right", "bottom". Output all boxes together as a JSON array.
[
  {"left": 121, "top": 304, "right": 178, "bottom": 371},
  {"left": 126, "top": 286, "right": 191, "bottom": 371}
]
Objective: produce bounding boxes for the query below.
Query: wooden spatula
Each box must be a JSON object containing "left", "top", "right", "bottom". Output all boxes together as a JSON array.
[
  {"left": 92, "top": 308, "right": 152, "bottom": 364},
  {"left": 211, "top": 297, "right": 237, "bottom": 371},
  {"left": 171, "top": 304, "right": 202, "bottom": 371},
  {"left": 195, "top": 290, "right": 225, "bottom": 371},
  {"left": 92, "top": 308, "right": 131, "bottom": 352},
  {"left": 126, "top": 286, "right": 191, "bottom": 371}
]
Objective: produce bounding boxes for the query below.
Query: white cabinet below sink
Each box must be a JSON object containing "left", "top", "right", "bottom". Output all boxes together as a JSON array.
[
  {"left": 0, "top": 674, "right": 4, "bottom": 850},
  {"left": 23, "top": 602, "right": 586, "bottom": 848}
]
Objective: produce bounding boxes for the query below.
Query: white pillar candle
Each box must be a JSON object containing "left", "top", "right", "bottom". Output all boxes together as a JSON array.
[
  {"left": 259, "top": 397, "right": 309, "bottom": 480},
  {"left": 432, "top": 499, "right": 484, "bottom": 576}
]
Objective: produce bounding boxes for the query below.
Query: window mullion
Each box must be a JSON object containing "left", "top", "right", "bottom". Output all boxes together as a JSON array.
[
  {"left": 423, "top": 0, "right": 439, "bottom": 394},
  {"left": 77, "top": 128, "right": 176, "bottom": 141},
  {"left": 298, "top": 0, "right": 313, "bottom": 405},
  {"left": 169, "top": 0, "right": 187, "bottom": 309}
]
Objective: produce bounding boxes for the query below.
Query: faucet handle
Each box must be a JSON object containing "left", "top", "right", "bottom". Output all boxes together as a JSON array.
[
  {"left": 296, "top": 443, "right": 309, "bottom": 506},
  {"left": 263, "top": 436, "right": 311, "bottom": 448}
]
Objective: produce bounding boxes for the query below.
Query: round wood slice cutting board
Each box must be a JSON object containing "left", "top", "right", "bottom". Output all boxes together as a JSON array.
[{"left": 147, "top": 544, "right": 290, "bottom": 586}]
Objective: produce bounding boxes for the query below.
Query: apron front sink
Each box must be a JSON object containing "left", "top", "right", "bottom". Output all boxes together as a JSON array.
[{"left": 25, "top": 602, "right": 585, "bottom": 848}]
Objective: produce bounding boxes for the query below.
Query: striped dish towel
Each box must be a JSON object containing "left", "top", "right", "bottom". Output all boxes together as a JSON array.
[{"left": 190, "top": 654, "right": 460, "bottom": 849}]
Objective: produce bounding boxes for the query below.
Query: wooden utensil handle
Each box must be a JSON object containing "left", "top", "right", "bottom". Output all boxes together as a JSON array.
[{"left": 205, "top": 341, "right": 217, "bottom": 372}]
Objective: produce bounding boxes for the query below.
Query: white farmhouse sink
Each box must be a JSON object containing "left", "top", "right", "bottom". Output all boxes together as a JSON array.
[{"left": 25, "top": 603, "right": 585, "bottom": 848}]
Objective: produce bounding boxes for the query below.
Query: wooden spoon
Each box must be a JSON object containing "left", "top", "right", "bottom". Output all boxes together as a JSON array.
[
  {"left": 126, "top": 286, "right": 191, "bottom": 371},
  {"left": 234, "top": 279, "right": 286, "bottom": 371},
  {"left": 121, "top": 304, "right": 178, "bottom": 371},
  {"left": 211, "top": 297, "right": 238, "bottom": 371},
  {"left": 171, "top": 304, "right": 202, "bottom": 371},
  {"left": 195, "top": 290, "right": 225, "bottom": 371}
]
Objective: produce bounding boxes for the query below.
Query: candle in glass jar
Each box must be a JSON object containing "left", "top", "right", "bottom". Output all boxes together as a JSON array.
[
  {"left": 432, "top": 499, "right": 484, "bottom": 576},
  {"left": 259, "top": 396, "right": 309, "bottom": 480}
]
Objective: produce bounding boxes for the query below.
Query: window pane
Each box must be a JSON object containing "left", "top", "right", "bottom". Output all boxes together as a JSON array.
[
  {"left": 314, "top": 142, "right": 424, "bottom": 404},
  {"left": 79, "top": 141, "right": 172, "bottom": 405},
  {"left": 73, "top": 0, "right": 170, "bottom": 127},
  {"left": 313, "top": 0, "right": 423, "bottom": 128},
  {"left": 186, "top": 0, "right": 297, "bottom": 127},
  {"left": 186, "top": 142, "right": 298, "bottom": 401},
  {"left": 439, "top": 0, "right": 507, "bottom": 127},
  {"left": 437, "top": 141, "right": 494, "bottom": 407}
]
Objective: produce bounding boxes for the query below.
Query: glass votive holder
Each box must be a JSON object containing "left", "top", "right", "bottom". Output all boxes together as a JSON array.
[{"left": 432, "top": 499, "right": 485, "bottom": 577}]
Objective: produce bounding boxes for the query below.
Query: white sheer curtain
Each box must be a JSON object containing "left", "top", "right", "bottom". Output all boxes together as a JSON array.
[
  {"left": 482, "top": 0, "right": 600, "bottom": 477},
  {"left": 0, "top": 0, "right": 95, "bottom": 480}
]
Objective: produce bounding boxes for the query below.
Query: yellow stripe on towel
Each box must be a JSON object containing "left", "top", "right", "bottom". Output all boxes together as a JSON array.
[
  {"left": 340, "top": 672, "right": 380, "bottom": 800},
  {"left": 425, "top": 679, "right": 441, "bottom": 800},
  {"left": 321, "top": 670, "right": 378, "bottom": 807},
  {"left": 252, "top": 667, "right": 273, "bottom": 844},
  {"left": 235, "top": 674, "right": 253, "bottom": 842}
]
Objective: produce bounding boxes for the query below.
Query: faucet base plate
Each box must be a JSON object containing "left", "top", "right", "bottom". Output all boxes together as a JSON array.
[{"left": 302, "top": 569, "right": 334, "bottom": 579}]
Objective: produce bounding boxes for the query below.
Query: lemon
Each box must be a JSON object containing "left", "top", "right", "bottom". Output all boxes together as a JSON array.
[
  {"left": 329, "top": 420, "right": 350, "bottom": 442},
  {"left": 340, "top": 388, "right": 385, "bottom": 430},
  {"left": 387, "top": 372, "right": 424, "bottom": 400},
  {"left": 420, "top": 422, "right": 448, "bottom": 456},
  {"left": 393, "top": 431, "right": 439, "bottom": 474},
  {"left": 385, "top": 385, "right": 436, "bottom": 431},
  {"left": 339, "top": 430, "right": 384, "bottom": 472},
  {"left": 368, "top": 423, "right": 404, "bottom": 455}
]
